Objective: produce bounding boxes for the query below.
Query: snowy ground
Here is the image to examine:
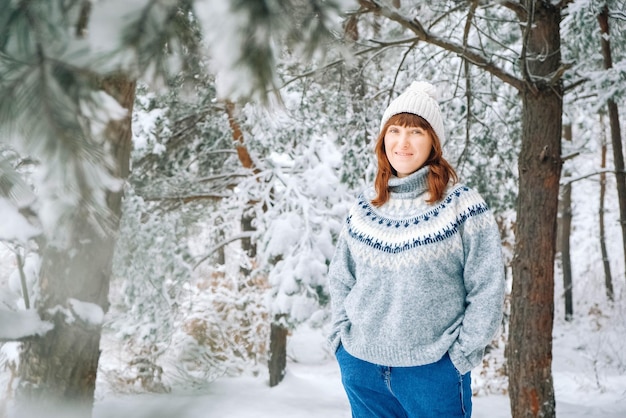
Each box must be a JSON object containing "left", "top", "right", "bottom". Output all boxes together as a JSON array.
[{"left": 92, "top": 317, "right": 626, "bottom": 418}]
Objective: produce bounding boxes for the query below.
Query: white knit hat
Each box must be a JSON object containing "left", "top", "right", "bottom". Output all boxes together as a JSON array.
[{"left": 379, "top": 81, "right": 445, "bottom": 143}]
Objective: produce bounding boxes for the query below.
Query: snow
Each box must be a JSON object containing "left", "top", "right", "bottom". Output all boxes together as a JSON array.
[
  {"left": 0, "top": 198, "right": 40, "bottom": 243},
  {"left": 87, "top": 322, "right": 626, "bottom": 418},
  {"left": 81, "top": 91, "right": 129, "bottom": 139},
  {"left": 68, "top": 298, "right": 105, "bottom": 326},
  {"left": 0, "top": 309, "right": 53, "bottom": 340},
  {"left": 264, "top": 213, "right": 302, "bottom": 259},
  {"left": 132, "top": 90, "right": 168, "bottom": 153}
]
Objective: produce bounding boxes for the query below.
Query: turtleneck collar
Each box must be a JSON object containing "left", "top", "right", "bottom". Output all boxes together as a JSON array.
[{"left": 388, "top": 165, "right": 429, "bottom": 199}]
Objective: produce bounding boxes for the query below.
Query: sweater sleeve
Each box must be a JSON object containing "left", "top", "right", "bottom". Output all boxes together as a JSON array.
[
  {"left": 448, "top": 193, "right": 506, "bottom": 375},
  {"left": 327, "top": 225, "right": 357, "bottom": 355}
]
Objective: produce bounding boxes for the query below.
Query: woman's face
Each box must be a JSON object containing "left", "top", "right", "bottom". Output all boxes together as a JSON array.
[{"left": 383, "top": 124, "right": 433, "bottom": 178}]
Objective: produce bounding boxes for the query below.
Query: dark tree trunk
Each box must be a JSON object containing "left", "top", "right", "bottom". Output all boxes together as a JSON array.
[
  {"left": 559, "top": 125, "right": 573, "bottom": 321},
  {"left": 216, "top": 219, "right": 226, "bottom": 266},
  {"left": 599, "top": 114, "right": 614, "bottom": 301},
  {"left": 507, "top": 3, "right": 561, "bottom": 418},
  {"left": 598, "top": 5, "right": 626, "bottom": 280},
  {"left": 268, "top": 320, "right": 288, "bottom": 387},
  {"left": 240, "top": 210, "right": 257, "bottom": 277},
  {"left": 560, "top": 179, "right": 573, "bottom": 321},
  {"left": 16, "top": 76, "right": 136, "bottom": 418}
]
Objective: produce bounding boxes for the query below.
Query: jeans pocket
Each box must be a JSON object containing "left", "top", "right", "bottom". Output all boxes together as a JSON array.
[{"left": 443, "top": 352, "right": 460, "bottom": 375}]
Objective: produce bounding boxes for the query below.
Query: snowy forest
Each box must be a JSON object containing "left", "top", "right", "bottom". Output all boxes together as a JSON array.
[{"left": 0, "top": 1, "right": 625, "bottom": 417}]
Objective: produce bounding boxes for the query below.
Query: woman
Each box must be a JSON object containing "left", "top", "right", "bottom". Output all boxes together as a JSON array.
[{"left": 328, "top": 81, "right": 505, "bottom": 418}]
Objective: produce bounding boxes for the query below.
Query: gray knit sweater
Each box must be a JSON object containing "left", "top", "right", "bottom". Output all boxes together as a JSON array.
[{"left": 328, "top": 166, "right": 505, "bottom": 375}]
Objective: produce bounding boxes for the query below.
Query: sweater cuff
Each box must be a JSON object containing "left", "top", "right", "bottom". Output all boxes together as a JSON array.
[
  {"left": 328, "top": 331, "right": 342, "bottom": 355},
  {"left": 448, "top": 342, "right": 476, "bottom": 375}
]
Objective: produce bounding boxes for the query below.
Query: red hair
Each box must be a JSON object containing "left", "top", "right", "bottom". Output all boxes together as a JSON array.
[{"left": 371, "top": 113, "right": 457, "bottom": 207}]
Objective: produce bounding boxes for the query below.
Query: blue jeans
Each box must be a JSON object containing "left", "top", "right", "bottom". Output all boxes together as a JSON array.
[{"left": 336, "top": 345, "right": 472, "bottom": 418}]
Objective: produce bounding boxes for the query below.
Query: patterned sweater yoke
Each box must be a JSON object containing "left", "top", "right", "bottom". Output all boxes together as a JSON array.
[{"left": 347, "top": 181, "right": 490, "bottom": 270}]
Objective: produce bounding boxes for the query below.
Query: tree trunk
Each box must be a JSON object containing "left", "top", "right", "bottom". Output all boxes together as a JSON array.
[
  {"left": 16, "top": 76, "right": 136, "bottom": 418},
  {"left": 225, "top": 99, "right": 259, "bottom": 277},
  {"left": 240, "top": 210, "right": 257, "bottom": 277},
  {"left": 216, "top": 217, "right": 226, "bottom": 266},
  {"left": 599, "top": 114, "right": 614, "bottom": 301},
  {"left": 559, "top": 125, "right": 573, "bottom": 321},
  {"left": 598, "top": 5, "right": 626, "bottom": 280},
  {"left": 268, "top": 320, "right": 288, "bottom": 387},
  {"left": 507, "top": 3, "right": 561, "bottom": 418},
  {"left": 560, "top": 178, "right": 573, "bottom": 321}
]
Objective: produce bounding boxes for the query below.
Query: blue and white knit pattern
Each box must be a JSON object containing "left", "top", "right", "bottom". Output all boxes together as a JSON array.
[
  {"left": 346, "top": 183, "right": 491, "bottom": 271},
  {"left": 327, "top": 166, "right": 506, "bottom": 374}
]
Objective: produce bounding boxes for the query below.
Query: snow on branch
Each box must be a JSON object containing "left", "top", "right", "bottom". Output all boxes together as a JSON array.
[
  {"left": 44, "top": 299, "right": 105, "bottom": 328},
  {"left": 0, "top": 198, "right": 41, "bottom": 243},
  {"left": 0, "top": 309, "right": 53, "bottom": 342},
  {"left": 68, "top": 298, "right": 105, "bottom": 326},
  {"left": 193, "top": 232, "right": 256, "bottom": 270},
  {"left": 561, "top": 169, "right": 626, "bottom": 186}
]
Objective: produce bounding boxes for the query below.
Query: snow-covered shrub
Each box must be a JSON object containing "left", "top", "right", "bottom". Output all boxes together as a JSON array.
[{"left": 166, "top": 264, "right": 270, "bottom": 386}]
